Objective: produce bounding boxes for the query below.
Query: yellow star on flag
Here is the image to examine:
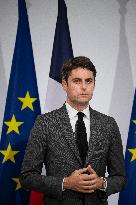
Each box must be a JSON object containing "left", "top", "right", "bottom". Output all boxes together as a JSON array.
[
  {"left": 132, "top": 120, "right": 136, "bottom": 124},
  {"left": 4, "top": 114, "right": 24, "bottom": 135},
  {"left": 0, "top": 143, "right": 19, "bottom": 163},
  {"left": 12, "top": 178, "right": 21, "bottom": 190},
  {"left": 18, "top": 91, "right": 37, "bottom": 111},
  {"left": 128, "top": 148, "right": 136, "bottom": 161}
]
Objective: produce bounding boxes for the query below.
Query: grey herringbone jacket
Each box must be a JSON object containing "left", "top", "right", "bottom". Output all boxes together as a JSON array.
[{"left": 20, "top": 105, "right": 126, "bottom": 205}]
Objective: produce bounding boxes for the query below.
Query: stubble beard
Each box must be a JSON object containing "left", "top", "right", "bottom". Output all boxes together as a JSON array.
[{"left": 68, "top": 97, "right": 91, "bottom": 110}]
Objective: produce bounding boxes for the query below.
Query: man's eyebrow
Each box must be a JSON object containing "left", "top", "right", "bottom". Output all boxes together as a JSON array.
[
  {"left": 71, "top": 78, "right": 82, "bottom": 81},
  {"left": 85, "top": 77, "right": 94, "bottom": 80},
  {"left": 72, "top": 77, "right": 94, "bottom": 80}
]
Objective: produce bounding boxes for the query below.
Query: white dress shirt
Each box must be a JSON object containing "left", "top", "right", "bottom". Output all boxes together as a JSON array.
[{"left": 65, "top": 102, "right": 90, "bottom": 143}]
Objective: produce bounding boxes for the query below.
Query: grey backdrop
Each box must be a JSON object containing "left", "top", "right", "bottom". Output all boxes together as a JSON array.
[{"left": 0, "top": 0, "right": 136, "bottom": 204}]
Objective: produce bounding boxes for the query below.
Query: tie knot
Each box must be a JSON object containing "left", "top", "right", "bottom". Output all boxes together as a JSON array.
[{"left": 77, "top": 112, "right": 84, "bottom": 120}]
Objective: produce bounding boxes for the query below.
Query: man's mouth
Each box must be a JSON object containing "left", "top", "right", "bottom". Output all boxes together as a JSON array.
[
  {"left": 80, "top": 93, "right": 88, "bottom": 95},
  {"left": 80, "top": 94, "right": 88, "bottom": 96}
]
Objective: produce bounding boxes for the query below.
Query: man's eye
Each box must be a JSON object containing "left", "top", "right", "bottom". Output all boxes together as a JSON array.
[
  {"left": 86, "top": 79, "right": 93, "bottom": 84},
  {"left": 73, "top": 79, "right": 80, "bottom": 83}
]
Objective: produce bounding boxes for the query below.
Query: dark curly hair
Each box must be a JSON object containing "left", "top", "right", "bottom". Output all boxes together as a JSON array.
[{"left": 61, "top": 56, "right": 96, "bottom": 82}]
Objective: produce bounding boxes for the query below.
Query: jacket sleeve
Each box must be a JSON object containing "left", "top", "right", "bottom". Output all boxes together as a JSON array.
[
  {"left": 20, "top": 115, "right": 63, "bottom": 200},
  {"left": 106, "top": 117, "right": 127, "bottom": 196}
]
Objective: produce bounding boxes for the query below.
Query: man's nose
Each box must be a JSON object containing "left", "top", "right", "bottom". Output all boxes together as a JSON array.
[{"left": 81, "top": 81, "right": 87, "bottom": 90}]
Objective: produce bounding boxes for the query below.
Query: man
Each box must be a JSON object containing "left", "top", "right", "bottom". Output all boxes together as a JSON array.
[{"left": 20, "top": 56, "right": 126, "bottom": 205}]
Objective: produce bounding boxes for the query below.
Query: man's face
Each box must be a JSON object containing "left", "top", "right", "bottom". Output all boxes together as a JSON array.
[{"left": 62, "top": 67, "right": 95, "bottom": 108}]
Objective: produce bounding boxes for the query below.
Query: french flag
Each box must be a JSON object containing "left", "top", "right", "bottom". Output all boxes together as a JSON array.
[{"left": 45, "top": 0, "right": 73, "bottom": 113}]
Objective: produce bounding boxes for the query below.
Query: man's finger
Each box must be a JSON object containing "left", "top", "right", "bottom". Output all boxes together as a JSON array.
[
  {"left": 77, "top": 167, "right": 88, "bottom": 174},
  {"left": 81, "top": 187, "right": 95, "bottom": 193},
  {"left": 87, "top": 165, "right": 96, "bottom": 174}
]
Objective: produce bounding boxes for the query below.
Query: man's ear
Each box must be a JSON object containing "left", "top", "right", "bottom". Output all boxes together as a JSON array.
[{"left": 62, "top": 79, "right": 67, "bottom": 91}]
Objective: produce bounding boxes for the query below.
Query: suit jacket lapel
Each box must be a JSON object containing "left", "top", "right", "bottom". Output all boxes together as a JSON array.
[{"left": 58, "top": 105, "right": 82, "bottom": 165}]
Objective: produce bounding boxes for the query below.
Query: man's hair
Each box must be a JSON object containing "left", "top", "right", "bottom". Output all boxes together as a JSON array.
[{"left": 61, "top": 56, "right": 96, "bottom": 82}]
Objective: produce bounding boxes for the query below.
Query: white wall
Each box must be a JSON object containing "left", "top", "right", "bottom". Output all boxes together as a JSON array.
[{"left": 0, "top": 0, "right": 136, "bottom": 204}]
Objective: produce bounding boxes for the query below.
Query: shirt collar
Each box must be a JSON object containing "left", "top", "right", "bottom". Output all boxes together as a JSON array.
[{"left": 65, "top": 102, "right": 90, "bottom": 120}]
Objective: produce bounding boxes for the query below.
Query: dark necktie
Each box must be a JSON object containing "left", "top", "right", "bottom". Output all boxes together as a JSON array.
[{"left": 75, "top": 112, "right": 88, "bottom": 166}]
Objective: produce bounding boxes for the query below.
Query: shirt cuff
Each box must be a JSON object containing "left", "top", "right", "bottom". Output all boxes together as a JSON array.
[
  {"left": 99, "top": 177, "right": 107, "bottom": 191},
  {"left": 62, "top": 178, "right": 65, "bottom": 191}
]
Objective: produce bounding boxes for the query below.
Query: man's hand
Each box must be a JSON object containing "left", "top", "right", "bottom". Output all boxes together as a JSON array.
[
  {"left": 87, "top": 165, "right": 105, "bottom": 190},
  {"left": 63, "top": 165, "right": 104, "bottom": 193}
]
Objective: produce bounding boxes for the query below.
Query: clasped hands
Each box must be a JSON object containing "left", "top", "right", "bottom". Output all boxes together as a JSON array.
[{"left": 63, "top": 165, "right": 104, "bottom": 193}]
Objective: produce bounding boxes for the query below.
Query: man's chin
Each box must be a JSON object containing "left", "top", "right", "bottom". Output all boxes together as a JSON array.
[
  {"left": 76, "top": 100, "right": 90, "bottom": 106},
  {"left": 78, "top": 96, "right": 91, "bottom": 103}
]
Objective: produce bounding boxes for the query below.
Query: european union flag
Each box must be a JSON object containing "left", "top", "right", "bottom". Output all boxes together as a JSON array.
[
  {"left": 118, "top": 89, "right": 136, "bottom": 205},
  {"left": 0, "top": 0, "right": 41, "bottom": 205}
]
